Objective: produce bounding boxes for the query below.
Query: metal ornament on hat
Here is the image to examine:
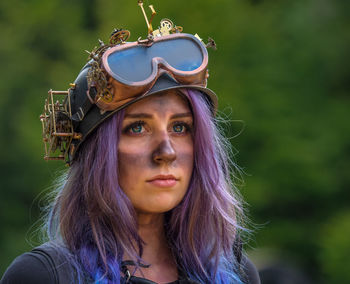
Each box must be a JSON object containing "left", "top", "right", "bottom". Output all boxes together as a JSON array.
[
  {"left": 86, "top": 28, "right": 131, "bottom": 107},
  {"left": 137, "top": 0, "right": 183, "bottom": 37},
  {"left": 39, "top": 32, "right": 133, "bottom": 162},
  {"left": 40, "top": 87, "right": 82, "bottom": 161},
  {"left": 40, "top": 0, "right": 216, "bottom": 163}
]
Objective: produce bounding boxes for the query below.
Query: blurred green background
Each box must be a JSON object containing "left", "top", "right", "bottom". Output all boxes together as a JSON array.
[{"left": 1, "top": 0, "right": 349, "bottom": 283}]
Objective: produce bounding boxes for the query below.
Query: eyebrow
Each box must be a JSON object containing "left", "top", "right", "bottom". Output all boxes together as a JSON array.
[
  {"left": 124, "top": 112, "right": 193, "bottom": 119},
  {"left": 124, "top": 113, "right": 153, "bottom": 119}
]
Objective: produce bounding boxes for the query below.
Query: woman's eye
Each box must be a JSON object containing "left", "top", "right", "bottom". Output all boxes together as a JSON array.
[
  {"left": 173, "top": 124, "right": 185, "bottom": 133},
  {"left": 131, "top": 124, "right": 143, "bottom": 133},
  {"left": 172, "top": 122, "right": 191, "bottom": 134},
  {"left": 124, "top": 121, "right": 145, "bottom": 134}
]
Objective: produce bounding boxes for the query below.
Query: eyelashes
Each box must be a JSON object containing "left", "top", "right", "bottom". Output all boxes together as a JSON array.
[
  {"left": 123, "top": 120, "right": 146, "bottom": 134},
  {"left": 123, "top": 120, "right": 193, "bottom": 135},
  {"left": 171, "top": 121, "right": 193, "bottom": 134}
]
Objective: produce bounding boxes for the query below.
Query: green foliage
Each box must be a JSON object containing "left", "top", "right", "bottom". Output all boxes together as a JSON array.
[
  {"left": 0, "top": 0, "right": 349, "bottom": 283},
  {"left": 318, "top": 210, "right": 350, "bottom": 283}
]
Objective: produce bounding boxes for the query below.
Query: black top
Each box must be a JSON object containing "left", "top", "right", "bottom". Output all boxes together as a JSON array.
[{"left": 1, "top": 244, "right": 260, "bottom": 284}]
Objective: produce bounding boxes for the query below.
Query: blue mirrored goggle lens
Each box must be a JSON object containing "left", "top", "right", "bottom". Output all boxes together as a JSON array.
[{"left": 107, "top": 38, "right": 204, "bottom": 82}]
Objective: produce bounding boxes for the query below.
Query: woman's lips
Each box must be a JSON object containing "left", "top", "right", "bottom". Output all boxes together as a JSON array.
[{"left": 147, "top": 175, "right": 178, "bottom": 187}]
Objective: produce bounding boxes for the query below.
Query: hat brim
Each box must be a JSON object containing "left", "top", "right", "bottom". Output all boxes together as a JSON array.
[{"left": 119, "top": 73, "right": 218, "bottom": 114}]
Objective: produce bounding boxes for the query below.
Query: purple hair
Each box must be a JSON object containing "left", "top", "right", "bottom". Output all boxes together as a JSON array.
[{"left": 45, "top": 89, "right": 246, "bottom": 283}]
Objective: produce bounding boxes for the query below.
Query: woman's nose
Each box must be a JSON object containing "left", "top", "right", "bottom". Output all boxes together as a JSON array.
[{"left": 152, "top": 138, "right": 176, "bottom": 164}]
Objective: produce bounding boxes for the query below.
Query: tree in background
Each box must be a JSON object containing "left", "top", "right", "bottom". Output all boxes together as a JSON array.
[{"left": 0, "top": 1, "right": 349, "bottom": 283}]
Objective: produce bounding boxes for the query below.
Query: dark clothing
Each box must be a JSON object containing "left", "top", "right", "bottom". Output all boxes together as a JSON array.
[
  {"left": 240, "top": 256, "right": 261, "bottom": 284},
  {"left": 1, "top": 243, "right": 260, "bottom": 284}
]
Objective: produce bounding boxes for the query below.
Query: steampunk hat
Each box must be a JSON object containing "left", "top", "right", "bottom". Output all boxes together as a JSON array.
[{"left": 40, "top": 1, "right": 217, "bottom": 165}]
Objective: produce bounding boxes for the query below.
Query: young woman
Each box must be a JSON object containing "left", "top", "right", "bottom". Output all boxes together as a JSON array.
[{"left": 1, "top": 3, "right": 260, "bottom": 284}]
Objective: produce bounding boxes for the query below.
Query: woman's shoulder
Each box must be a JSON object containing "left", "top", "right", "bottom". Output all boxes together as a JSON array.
[
  {"left": 1, "top": 251, "right": 55, "bottom": 284},
  {"left": 1, "top": 243, "right": 76, "bottom": 284}
]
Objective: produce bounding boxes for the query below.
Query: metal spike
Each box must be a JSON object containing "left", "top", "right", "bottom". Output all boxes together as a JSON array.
[{"left": 206, "top": 37, "right": 217, "bottom": 50}]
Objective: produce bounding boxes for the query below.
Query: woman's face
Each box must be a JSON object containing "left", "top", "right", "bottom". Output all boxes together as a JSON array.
[{"left": 118, "top": 90, "right": 194, "bottom": 214}]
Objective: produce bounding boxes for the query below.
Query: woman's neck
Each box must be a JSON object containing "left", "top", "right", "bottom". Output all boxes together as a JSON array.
[
  {"left": 124, "top": 212, "right": 178, "bottom": 283},
  {"left": 136, "top": 212, "right": 169, "bottom": 265}
]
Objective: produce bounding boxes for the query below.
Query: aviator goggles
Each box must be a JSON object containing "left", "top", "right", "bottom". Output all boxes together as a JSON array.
[{"left": 95, "top": 33, "right": 211, "bottom": 111}]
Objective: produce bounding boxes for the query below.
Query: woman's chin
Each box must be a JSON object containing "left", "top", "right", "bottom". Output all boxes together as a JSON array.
[{"left": 135, "top": 196, "right": 183, "bottom": 214}]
